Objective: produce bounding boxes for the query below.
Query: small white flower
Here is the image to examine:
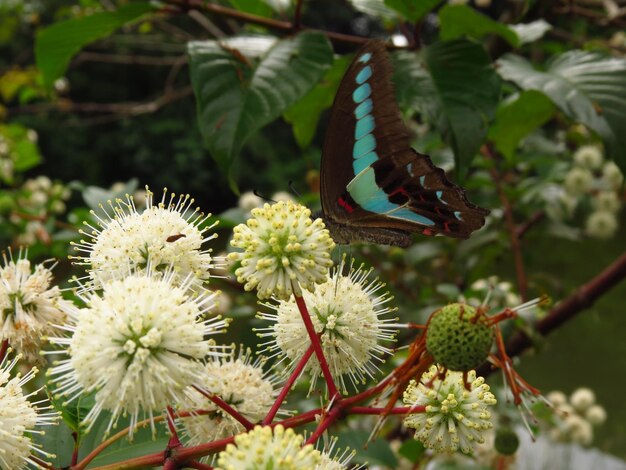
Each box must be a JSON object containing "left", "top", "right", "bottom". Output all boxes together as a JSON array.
[
  {"left": 570, "top": 387, "right": 595, "bottom": 411},
  {"left": 72, "top": 187, "right": 220, "bottom": 288},
  {"left": 585, "top": 211, "right": 618, "bottom": 239},
  {"left": 257, "top": 258, "right": 397, "bottom": 393},
  {"left": 0, "top": 353, "right": 59, "bottom": 470},
  {"left": 573, "top": 145, "right": 603, "bottom": 170},
  {"left": 403, "top": 365, "right": 497, "bottom": 455},
  {"left": 601, "top": 161, "right": 624, "bottom": 189},
  {"left": 585, "top": 405, "right": 607, "bottom": 425},
  {"left": 216, "top": 425, "right": 321, "bottom": 470},
  {"left": 564, "top": 167, "right": 593, "bottom": 195},
  {"left": 0, "top": 251, "right": 71, "bottom": 364},
  {"left": 181, "top": 345, "right": 282, "bottom": 445},
  {"left": 546, "top": 390, "right": 567, "bottom": 407},
  {"left": 229, "top": 201, "right": 335, "bottom": 300},
  {"left": 593, "top": 191, "right": 621, "bottom": 213},
  {"left": 47, "top": 270, "right": 229, "bottom": 435},
  {"left": 238, "top": 191, "right": 264, "bottom": 213}
]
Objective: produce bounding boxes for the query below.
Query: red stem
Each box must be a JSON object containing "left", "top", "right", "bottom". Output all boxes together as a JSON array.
[
  {"left": 0, "top": 339, "right": 8, "bottom": 364},
  {"left": 349, "top": 406, "right": 423, "bottom": 415},
  {"left": 71, "top": 432, "right": 79, "bottom": 466},
  {"left": 293, "top": 294, "right": 339, "bottom": 399},
  {"left": 305, "top": 407, "right": 342, "bottom": 445},
  {"left": 193, "top": 387, "right": 254, "bottom": 431},
  {"left": 262, "top": 344, "right": 315, "bottom": 425}
]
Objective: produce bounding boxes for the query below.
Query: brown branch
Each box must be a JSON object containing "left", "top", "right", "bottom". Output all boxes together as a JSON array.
[
  {"left": 76, "top": 51, "right": 187, "bottom": 66},
  {"left": 167, "top": 0, "right": 373, "bottom": 46},
  {"left": 479, "top": 250, "right": 626, "bottom": 376},
  {"left": 516, "top": 210, "right": 545, "bottom": 240},
  {"left": 484, "top": 146, "right": 528, "bottom": 300}
]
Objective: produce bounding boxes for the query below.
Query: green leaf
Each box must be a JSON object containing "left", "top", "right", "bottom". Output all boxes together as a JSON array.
[
  {"left": 439, "top": 5, "right": 519, "bottom": 47},
  {"left": 384, "top": 0, "right": 440, "bottom": 22},
  {"left": 488, "top": 90, "right": 555, "bottom": 159},
  {"left": 35, "top": 3, "right": 154, "bottom": 89},
  {"left": 229, "top": 0, "right": 274, "bottom": 18},
  {"left": 0, "top": 123, "right": 42, "bottom": 175},
  {"left": 398, "top": 439, "right": 426, "bottom": 463},
  {"left": 393, "top": 40, "right": 501, "bottom": 177},
  {"left": 283, "top": 55, "right": 350, "bottom": 149},
  {"left": 497, "top": 51, "right": 626, "bottom": 173},
  {"left": 188, "top": 32, "right": 333, "bottom": 191},
  {"left": 336, "top": 429, "right": 398, "bottom": 467}
]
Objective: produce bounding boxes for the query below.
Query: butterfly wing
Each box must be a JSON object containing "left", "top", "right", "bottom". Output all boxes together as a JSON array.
[{"left": 320, "top": 40, "right": 488, "bottom": 240}]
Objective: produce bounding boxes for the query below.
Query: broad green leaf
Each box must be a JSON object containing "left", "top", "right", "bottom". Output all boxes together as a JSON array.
[
  {"left": 384, "top": 0, "right": 440, "bottom": 22},
  {"left": 497, "top": 51, "right": 626, "bottom": 173},
  {"left": 398, "top": 439, "right": 426, "bottom": 462},
  {"left": 336, "top": 429, "right": 398, "bottom": 467},
  {"left": 35, "top": 3, "right": 154, "bottom": 89},
  {"left": 229, "top": 0, "right": 274, "bottom": 18},
  {"left": 488, "top": 90, "right": 555, "bottom": 159},
  {"left": 188, "top": 32, "right": 333, "bottom": 191},
  {"left": 283, "top": 55, "right": 350, "bottom": 149},
  {"left": 439, "top": 4, "right": 519, "bottom": 47},
  {"left": 393, "top": 40, "right": 501, "bottom": 177}
]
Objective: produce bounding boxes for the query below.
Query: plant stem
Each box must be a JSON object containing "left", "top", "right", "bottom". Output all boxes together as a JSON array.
[
  {"left": 262, "top": 344, "right": 315, "bottom": 425},
  {"left": 192, "top": 386, "right": 254, "bottom": 430},
  {"left": 0, "top": 339, "right": 8, "bottom": 364},
  {"left": 293, "top": 294, "right": 339, "bottom": 399},
  {"left": 349, "top": 406, "right": 423, "bottom": 415}
]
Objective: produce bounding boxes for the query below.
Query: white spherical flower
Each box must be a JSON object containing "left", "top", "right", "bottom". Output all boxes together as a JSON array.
[
  {"left": 593, "top": 191, "right": 621, "bottom": 213},
  {"left": 564, "top": 167, "right": 593, "bottom": 195},
  {"left": 0, "top": 252, "right": 71, "bottom": 364},
  {"left": 585, "top": 211, "right": 618, "bottom": 239},
  {"left": 72, "top": 187, "right": 219, "bottom": 288},
  {"left": 216, "top": 425, "right": 321, "bottom": 470},
  {"left": 403, "top": 365, "right": 497, "bottom": 455},
  {"left": 570, "top": 387, "right": 596, "bottom": 411},
  {"left": 602, "top": 161, "right": 624, "bottom": 189},
  {"left": 316, "top": 438, "right": 359, "bottom": 470},
  {"left": 272, "top": 191, "right": 295, "bottom": 203},
  {"left": 546, "top": 390, "right": 567, "bottom": 407},
  {"left": 47, "top": 270, "right": 229, "bottom": 435},
  {"left": 564, "top": 414, "right": 594, "bottom": 446},
  {"left": 229, "top": 201, "right": 335, "bottom": 300},
  {"left": 257, "top": 258, "right": 397, "bottom": 392},
  {"left": 0, "top": 354, "right": 59, "bottom": 470},
  {"left": 586, "top": 405, "right": 607, "bottom": 425},
  {"left": 573, "top": 145, "right": 603, "bottom": 170},
  {"left": 238, "top": 191, "right": 263, "bottom": 213},
  {"left": 181, "top": 346, "right": 281, "bottom": 445}
]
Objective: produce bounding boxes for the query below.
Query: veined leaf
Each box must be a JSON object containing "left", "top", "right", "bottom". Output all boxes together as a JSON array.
[
  {"left": 188, "top": 32, "right": 333, "bottom": 191},
  {"left": 35, "top": 3, "right": 154, "bottom": 89},
  {"left": 393, "top": 40, "right": 501, "bottom": 178},
  {"left": 489, "top": 90, "right": 556, "bottom": 160},
  {"left": 385, "top": 0, "right": 440, "bottom": 22},
  {"left": 229, "top": 0, "right": 274, "bottom": 18},
  {"left": 497, "top": 51, "right": 626, "bottom": 172},
  {"left": 439, "top": 4, "right": 519, "bottom": 47},
  {"left": 283, "top": 55, "right": 350, "bottom": 149}
]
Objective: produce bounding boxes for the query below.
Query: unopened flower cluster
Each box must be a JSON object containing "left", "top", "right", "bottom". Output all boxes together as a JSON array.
[
  {"left": 541, "top": 387, "right": 607, "bottom": 446},
  {"left": 545, "top": 144, "right": 623, "bottom": 239}
]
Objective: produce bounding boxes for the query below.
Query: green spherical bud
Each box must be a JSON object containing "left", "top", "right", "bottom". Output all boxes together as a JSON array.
[
  {"left": 425, "top": 303, "right": 494, "bottom": 371},
  {"left": 495, "top": 428, "right": 520, "bottom": 455}
]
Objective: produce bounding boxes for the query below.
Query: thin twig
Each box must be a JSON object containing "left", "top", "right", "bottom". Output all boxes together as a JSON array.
[{"left": 192, "top": 386, "right": 254, "bottom": 431}]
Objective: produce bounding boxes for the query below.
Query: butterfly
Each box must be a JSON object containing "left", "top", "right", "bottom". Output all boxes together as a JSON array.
[{"left": 318, "top": 40, "right": 489, "bottom": 248}]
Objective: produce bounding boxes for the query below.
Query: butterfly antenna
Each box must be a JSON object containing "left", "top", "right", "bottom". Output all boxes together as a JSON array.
[
  {"left": 253, "top": 189, "right": 276, "bottom": 203},
  {"left": 288, "top": 180, "right": 302, "bottom": 198}
]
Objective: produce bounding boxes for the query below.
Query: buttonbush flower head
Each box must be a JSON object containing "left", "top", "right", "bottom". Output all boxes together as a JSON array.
[
  {"left": 181, "top": 345, "right": 282, "bottom": 445},
  {"left": 564, "top": 167, "right": 593, "bottom": 195},
  {"left": 229, "top": 201, "right": 335, "bottom": 300},
  {"left": 573, "top": 145, "right": 603, "bottom": 170},
  {"left": 71, "top": 187, "right": 219, "bottom": 288},
  {"left": 593, "top": 191, "right": 621, "bottom": 213},
  {"left": 315, "top": 437, "right": 360, "bottom": 470},
  {"left": 0, "top": 251, "right": 71, "bottom": 364},
  {"left": 585, "top": 210, "right": 618, "bottom": 239},
  {"left": 257, "top": 257, "right": 398, "bottom": 393},
  {"left": 403, "top": 365, "right": 497, "bottom": 455},
  {"left": 47, "top": 269, "right": 229, "bottom": 435},
  {"left": 602, "top": 161, "right": 624, "bottom": 189},
  {"left": 216, "top": 425, "right": 321, "bottom": 470},
  {"left": 0, "top": 353, "right": 59, "bottom": 469}
]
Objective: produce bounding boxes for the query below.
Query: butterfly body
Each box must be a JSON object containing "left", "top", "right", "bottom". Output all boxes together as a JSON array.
[{"left": 319, "top": 41, "right": 489, "bottom": 246}]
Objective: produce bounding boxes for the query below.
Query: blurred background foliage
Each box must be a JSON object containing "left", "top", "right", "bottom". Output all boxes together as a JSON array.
[{"left": 2, "top": 0, "right": 626, "bottom": 467}]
